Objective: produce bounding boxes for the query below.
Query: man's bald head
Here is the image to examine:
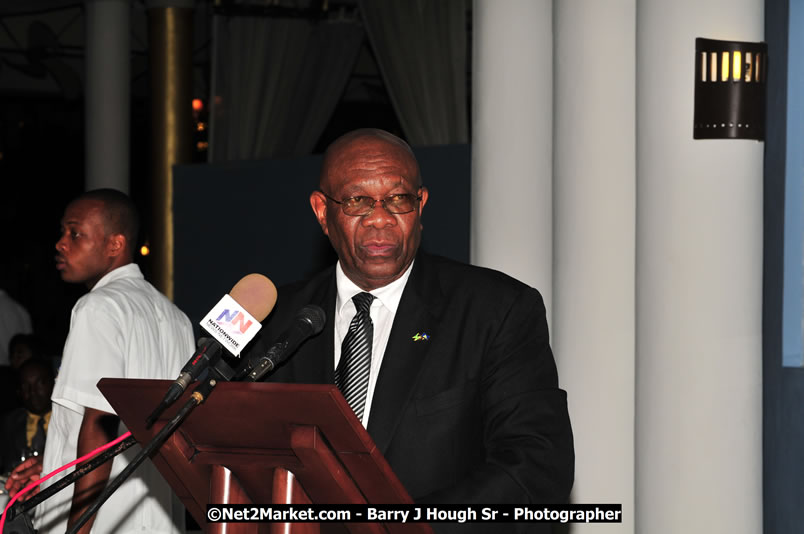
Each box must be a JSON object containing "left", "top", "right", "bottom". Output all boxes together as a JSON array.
[{"left": 319, "top": 128, "right": 422, "bottom": 191}]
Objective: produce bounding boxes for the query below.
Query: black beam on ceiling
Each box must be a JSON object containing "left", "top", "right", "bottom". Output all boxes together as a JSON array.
[{"left": 212, "top": 0, "right": 341, "bottom": 20}]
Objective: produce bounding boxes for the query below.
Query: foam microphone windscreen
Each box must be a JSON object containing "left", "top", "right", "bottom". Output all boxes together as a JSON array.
[{"left": 229, "top": 273, "right": 278, "bottom": 322}]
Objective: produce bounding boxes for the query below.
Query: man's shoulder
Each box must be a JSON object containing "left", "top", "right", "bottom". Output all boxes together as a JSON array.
[
  {"left": 411, "top": 253, "right": 549, "bottom": 323},
  {"left": 73, "top": 273, "right": 189, "bottom": 326},
  {"left": 249, "top": 266, "right": 334, "bottom": 353},
  {"left": 417, "top": 253, "right": 535, "bottom": 295},
  {"left": 256, "top": 266, "right": 334, "bottom": 328},
  {"left": 273, "top": 255, "right": 538, "bottom": 303},
  {"left": 0, "top": 290, "right": 32, "bottom": 327},
  {"left": 276, "top": 266, "right": 335, "bottom": 302},
  {"left": 73, "top": 276, "right": 143, "bottom": 311}
]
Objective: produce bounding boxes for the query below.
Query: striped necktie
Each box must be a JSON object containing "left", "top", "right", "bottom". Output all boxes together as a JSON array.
[{"left": 335, "top": 292, "right": 375, "bottom": 421}]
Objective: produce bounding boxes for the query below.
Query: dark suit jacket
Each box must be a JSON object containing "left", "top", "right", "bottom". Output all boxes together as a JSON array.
[
  {"left": 1, "top": 408, "right": 28, "bottom": 473},
  {"left": 248, "top": 253, "right": 574, "bottom": 532}
]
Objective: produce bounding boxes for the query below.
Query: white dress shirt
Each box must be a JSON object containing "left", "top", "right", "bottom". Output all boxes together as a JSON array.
[{"left": 334, "top": 260, "right": 414, "bottom": 427}]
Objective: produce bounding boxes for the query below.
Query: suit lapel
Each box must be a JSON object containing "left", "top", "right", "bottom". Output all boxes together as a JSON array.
[
  {"left": 287, "top": 272, "right": 336, "bottom": 384},
  {"left": 367, "top": 254, "right": 443, "bottom": 454}
]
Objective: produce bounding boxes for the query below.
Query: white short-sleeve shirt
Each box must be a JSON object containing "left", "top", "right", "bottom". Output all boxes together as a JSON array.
[{"left": 36, "top": 263, "right": 195, "bottom": 534}]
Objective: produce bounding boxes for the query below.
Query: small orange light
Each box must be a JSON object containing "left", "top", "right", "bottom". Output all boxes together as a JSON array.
[
  {"left": 192, "top": 98, "right": 203, "bottom": 112},
  {"left": 140, "top": 245, "right": 150, "bottom": 256}
]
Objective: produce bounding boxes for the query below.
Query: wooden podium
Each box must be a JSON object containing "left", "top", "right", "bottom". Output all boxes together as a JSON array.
[{"left": 98, "top": 379, "right": 432, "bottom": 534}]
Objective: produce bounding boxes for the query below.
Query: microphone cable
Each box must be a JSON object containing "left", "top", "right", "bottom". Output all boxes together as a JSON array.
[{"left": 1, "top": 431, "right": 134, "bottom": 532}]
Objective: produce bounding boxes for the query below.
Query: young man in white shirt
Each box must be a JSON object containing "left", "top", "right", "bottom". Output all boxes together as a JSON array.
[{"left": 7, "top": 189, "right": 194, "bottom": 534}]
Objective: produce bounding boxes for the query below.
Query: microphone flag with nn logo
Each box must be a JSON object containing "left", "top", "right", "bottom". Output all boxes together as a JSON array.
[{"left": 201, "top": 290, "right": 263, "bottom": 356}]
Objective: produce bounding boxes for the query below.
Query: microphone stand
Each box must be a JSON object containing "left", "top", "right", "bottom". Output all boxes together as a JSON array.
[
  {"left": 5, "top": 367, "right": 228, "bottom": 532},
  {"left": 5, "top": 436, "right": 137, "bottom": 525},
  {"left": 8, "top": 333, "right": 256, "bottom": 533},
  {"left": 65, "top": 369, "right": 226, "bottom": 534},
  {"left": 16, "top": 308, "right": 322, "bottom": 533}
]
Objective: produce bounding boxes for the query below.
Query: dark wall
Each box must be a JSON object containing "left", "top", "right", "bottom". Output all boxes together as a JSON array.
[
  {"left": 763, "top": 0, "right": 804, "bottom": 532},
  {"left": 173, "top": 144, "right": 471, "bottom": 332}
]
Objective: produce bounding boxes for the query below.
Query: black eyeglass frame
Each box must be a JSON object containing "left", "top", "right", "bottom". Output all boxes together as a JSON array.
[{"left": 319, "top": 190, "right": 423, "bottom": 216}]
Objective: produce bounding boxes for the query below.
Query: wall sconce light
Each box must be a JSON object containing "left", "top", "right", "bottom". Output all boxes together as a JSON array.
[{"left": 693, "top": 37, "right": 767, "bottom": 140}]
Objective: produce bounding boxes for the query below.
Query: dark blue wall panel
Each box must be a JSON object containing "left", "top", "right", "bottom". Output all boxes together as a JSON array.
[{"left": 763, "top": 0, "right": 804, "bottom": 532}]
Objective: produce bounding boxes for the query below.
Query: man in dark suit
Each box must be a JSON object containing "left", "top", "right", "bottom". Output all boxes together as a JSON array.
[
  {"left": 1, "top": 358, "right": 54, "bottom": 474},
  {"left": 250, "top": 128, "right": 573, "bottom": 532}
]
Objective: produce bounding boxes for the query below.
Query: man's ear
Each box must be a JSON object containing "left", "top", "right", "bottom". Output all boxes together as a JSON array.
[
  {"left": 418, "top": 186, "right": 429, "bottom": 213},
  {"left": 309, "top": 191, "right": 330, "bottom": 236},
  {"left": 106, "top": 233, "right": 127, "bottom": 258},
  {"left": 418, "top": 187, "right": 429, "bottom": 230}
]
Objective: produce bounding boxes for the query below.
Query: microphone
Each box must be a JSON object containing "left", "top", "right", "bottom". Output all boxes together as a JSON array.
[
  {"left": 146, "top": 274, "right": 278, "bottom": 426},
  {"left": 240, "top": 304, "right": 326, "bottom": 382}
]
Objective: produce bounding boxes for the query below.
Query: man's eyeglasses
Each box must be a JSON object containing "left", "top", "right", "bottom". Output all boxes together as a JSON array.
[{"left": 320, "top": 191, "right": 422, "bottom": 216}]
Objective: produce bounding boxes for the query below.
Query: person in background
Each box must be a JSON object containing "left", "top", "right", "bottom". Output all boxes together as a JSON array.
[
  {"left": 8, "top": 334, "right": 39, "bottom": 370},
  {"left": 6, "top": 188, "right": 194, "bottom": 534},
  {"left": 0, "top": 282, "right": 33, "bottom": 367},
  {"left": 1, "top": 358, "right": 55, "bottom": 474}
]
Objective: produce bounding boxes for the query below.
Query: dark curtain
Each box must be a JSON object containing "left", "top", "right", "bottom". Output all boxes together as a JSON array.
[
  {"left": 358, "top": 0, "right": 469, "bottom": 145},
  {"left": 210, "top": 15, "right": 364, "bottom": 160}
]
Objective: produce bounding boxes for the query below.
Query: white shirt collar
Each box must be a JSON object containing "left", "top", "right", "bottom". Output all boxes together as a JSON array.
[
  {"left": 92, "top": 263, "right": 143, "bottom": 291},
  {"left": 335, "top": 260, "right": 415, "bottom": 315}
]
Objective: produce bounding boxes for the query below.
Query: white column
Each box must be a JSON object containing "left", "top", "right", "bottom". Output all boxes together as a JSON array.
[
  {"left": 635, "top": 0, "right": 763, "bottom": 532},
  {"left": 553, "top": 1, "right": 636, "bottom": 532},
  {"left": 471, "top": 0, "right": 553, "bottom": 319},
  {"left": 85, "top": 0, "right": 130, "bottom": 193}
]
